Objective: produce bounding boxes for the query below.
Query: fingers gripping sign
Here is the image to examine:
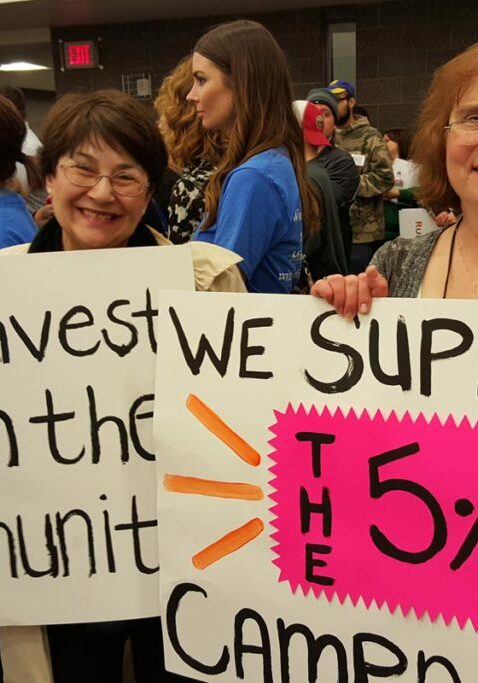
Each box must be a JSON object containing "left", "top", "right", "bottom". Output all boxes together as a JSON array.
[{"left": 311, "top": 266, "right": 389, "bottom": 319}]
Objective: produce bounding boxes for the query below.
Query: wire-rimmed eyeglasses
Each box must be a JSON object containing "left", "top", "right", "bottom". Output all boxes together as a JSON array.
[
  {"left": 444, "top": 118, "right": 478, "bottom": 145},
  {"left": 60, "top": 163, "right": 148, "bottom": 197}
]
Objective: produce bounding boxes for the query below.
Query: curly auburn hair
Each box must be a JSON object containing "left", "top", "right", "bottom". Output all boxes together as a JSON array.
[
  {"left": 411, "top": 42, "right": 478, "bottom": 212},
  {"left": 155, "top": 56, "right": 220, "bottom": 173}
]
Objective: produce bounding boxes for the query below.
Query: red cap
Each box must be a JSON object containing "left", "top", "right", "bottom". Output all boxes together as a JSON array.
[{"left": 293, "top": 100, "right": 331, "bottom": 148}]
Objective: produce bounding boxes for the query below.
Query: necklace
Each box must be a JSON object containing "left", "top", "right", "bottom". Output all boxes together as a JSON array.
[
  {"left": 442, "top": 218, "right": 478, "bottom": 298},
  {"left": 442, "top": 222, "right": 459, "bottom": 298}
]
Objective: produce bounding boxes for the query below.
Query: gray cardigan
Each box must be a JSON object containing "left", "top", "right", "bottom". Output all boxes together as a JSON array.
[{"left": 371, "top": 229, "right": 445, "bottom": 297}]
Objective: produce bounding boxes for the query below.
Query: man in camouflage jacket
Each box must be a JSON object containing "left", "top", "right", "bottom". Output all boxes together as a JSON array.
[{"left": 326, "top": 80, "right": 394, "bottom": 273}]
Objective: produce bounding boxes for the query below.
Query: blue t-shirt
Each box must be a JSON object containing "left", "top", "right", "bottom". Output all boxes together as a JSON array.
[
  {"left": 193, "top": 148, "right": 303, "bottom": 293},
  {"left": 0, "top": 189, "right": 37, "bottom": 248}
]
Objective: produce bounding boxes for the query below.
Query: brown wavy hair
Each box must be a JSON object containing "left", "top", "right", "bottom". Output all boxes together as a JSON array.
[
  {"left": 155, "top": 56, "right": 221, "bottom": 172},
  {"left": 0, "top": 95, "right": 42, "bottom": 190},
  {"left": 194, "top": 20, "right": 319, "bottom": 234},
  {"left": 410, "top": 42, "right": 478, "bottom": 212}
]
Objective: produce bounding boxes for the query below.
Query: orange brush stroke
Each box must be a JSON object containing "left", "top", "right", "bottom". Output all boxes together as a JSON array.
[
  {"left": 164, "top": 474, "right": 263, "bottom": 500},
  {"left": 186, "top": 394, "right": 261, "bottom": 467},
  {"left": 193, "top": 518, "right": 264, "bottom": 570}
]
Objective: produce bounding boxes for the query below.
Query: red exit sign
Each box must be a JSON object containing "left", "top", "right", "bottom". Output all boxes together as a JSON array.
[{"left": 63, "top": 41, "right": 99, "bottom": 69}]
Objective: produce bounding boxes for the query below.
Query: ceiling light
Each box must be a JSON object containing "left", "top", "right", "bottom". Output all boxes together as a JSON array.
[
  {"left": 0, "top": 62, "right": 49, "bottom": 71},
  {"left": 0, "top": 0, "right": 33, "bottom": 4}
]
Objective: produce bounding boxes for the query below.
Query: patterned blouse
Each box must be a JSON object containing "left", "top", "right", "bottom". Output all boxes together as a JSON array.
[{"left": 167, "top": 159, "right": 214, "bottom": 244}]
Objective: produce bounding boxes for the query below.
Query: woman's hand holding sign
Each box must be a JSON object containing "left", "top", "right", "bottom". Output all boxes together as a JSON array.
[{"left": 311, "top": 266, "right": 389, "bottom": 320}]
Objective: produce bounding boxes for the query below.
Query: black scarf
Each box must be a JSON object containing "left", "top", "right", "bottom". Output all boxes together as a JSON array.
[{"left": 28, "top": 218, "right": 157, "bottom": 253}]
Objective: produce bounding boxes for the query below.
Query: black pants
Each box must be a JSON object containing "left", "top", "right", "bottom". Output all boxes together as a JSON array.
[{"left": 48, "top": 618, "right": 196, "bottom": 683}]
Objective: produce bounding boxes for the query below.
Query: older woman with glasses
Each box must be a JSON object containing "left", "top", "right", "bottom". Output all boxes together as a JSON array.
[
  {"left": 313, "top": 43, "right": 478, "bottom": 315},
  {"left": 0, "top": 89, "right": 244, "bottom": 683}
]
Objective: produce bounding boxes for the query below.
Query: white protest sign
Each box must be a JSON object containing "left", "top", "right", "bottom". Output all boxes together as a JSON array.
[
  {"left": 399, "top": 208, "right": 438, "bottom": 239},
  {"left": 0, "top": 245, "right": 193, "bottom": 625},
  {"left": 155, "top": 291, "right": 478, "bottom": 682}
]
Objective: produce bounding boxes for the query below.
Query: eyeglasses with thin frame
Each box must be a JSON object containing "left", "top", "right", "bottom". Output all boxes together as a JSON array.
[
  {"left": 60, "top": 163, "right": 148, "bottom": 197},
  {"left": 444, "top": 117, "right": 478, "bottom": 145}
]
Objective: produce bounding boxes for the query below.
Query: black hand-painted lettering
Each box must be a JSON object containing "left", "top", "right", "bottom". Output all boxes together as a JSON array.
[
  {"left": 55, "top": 509, "right": 96, "bottom": 577},
  {"left": 10, "top": 311, "right": 51, "bottom": 362},
  {"left": 369, "top": 316, "right": 411, "bottom": 390},
  {"left": 29, "top": 389, "right": 85, "bottom": 464},
  {"left": 295, "top": 432, "right": 335, "bottom": 477},
  {"left": 58, "top": 306, "right": 101, "bottom": 357},
  {"left": 168, "top": 305, "right": 234, "bottom": 377},
  {"left": 101, "top": 299, "right": 138, "bottom": 357},
  {"left": 17, "top": 514, "right": 59, "bottom": 578},
  {"left": 277, "top": 620, "right": 348, "bottom": 683},
  {"left": 417, "top": 652, "right": 462, "bottom": 683},
  {"left": 449, "top": 516, "right": 478, "bottom": 571},
  {"left": 114, "top": 495, "right": 158, "bottom": 574},
  {"left": 0, "top": 521, "right": 18, "bottom": 577},
  {"left": 234, "top": 608, "right": 273, "bottom": 683},
  {"left": 166, "top": 583, "right": 230, "bottom": 674},
  {"left": 129, "top": 394, "right": 155, "bottom": 461},
  {"left": 100, "top": 494, "right": 116, "bottom": 573},
  {"left": 0, "top": 321, "right": 10, "bottom": 363},
  {"left": 305, "top": 311, "right": 364, "bottom": 393},
  {"left": 305, "top": 544, "right": 334, "bottom": 585},
  {"left": 131, "top": 289, "right": 158, "bottom": 353},
  {"left": 0, "top": 409, "right": 19, "bottom": 467},
  {"left": 88, "top": 385, "right": 129, "bottom": 464},
  {"left": 354, "top": 633, "right": 407, "bottom": 681},
  {"left": 239, "top": 317, "right": 273, "bottom": 379},
  {"left": 420, "top": 319, "right": 473, "bottom": 397},
  {"left": 369, "top": 443, "right": 447, "bottom": 563},
  {"left": 300, "top": 487, "right": 332, "bottom": 536}
]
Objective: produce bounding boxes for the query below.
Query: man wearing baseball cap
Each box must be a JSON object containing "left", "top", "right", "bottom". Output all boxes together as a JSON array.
[
  {"left": 294, "top": 100, "right": 355, "bottom": 279},
  {"left": 324, "top": 79, "right": 394, "bottom": 273},
  {"left": 305, "top": 88, "right": 359, "bottom": 271}
]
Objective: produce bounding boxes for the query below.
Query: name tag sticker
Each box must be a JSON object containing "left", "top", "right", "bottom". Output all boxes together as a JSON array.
[{"left": 351, "top": 153, "right": 366, "bottom": 167}]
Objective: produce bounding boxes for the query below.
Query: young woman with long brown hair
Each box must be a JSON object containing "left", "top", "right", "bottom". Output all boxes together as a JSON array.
[{"left": 187, "top": 19, "right": 319, "bottom": 293}]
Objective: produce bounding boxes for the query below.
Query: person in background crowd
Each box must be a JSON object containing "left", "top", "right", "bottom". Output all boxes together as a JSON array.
[
  {"left": 293, "top": 99, "right": 350, "bottom": 279},
  {"left": 187, "top": 19, "right": 320, "bottom": 294},
  {"left": 0, "top": 85, "right": 45, "bottom": 213},
  {"left": 311, "top": 43, "right": 478, "bottom": 317},
  {"left": 306, "top": 87, "right": 359, "bottom": 268},
  {"left": 0, "top": 88, "right": 245, "bottom": 683},
  {"left": 155, "top": 55, "right": 221, "bottom": 244},
  {"left": 325, "top": 79, "right": 394, "bottom": 273},
  {"left": 0, "top": 95, "right": 38, "bottom": 247},
  {"left": 354, "top": 104, "right": 372, "bottom": 122},
  {"left": 383, "top": 127, "right": 419, "bottom": 239}
]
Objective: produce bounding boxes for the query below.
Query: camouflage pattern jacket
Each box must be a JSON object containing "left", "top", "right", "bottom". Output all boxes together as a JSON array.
[{"left": 334, "top": 116, "right": 394, "bottom": 243}]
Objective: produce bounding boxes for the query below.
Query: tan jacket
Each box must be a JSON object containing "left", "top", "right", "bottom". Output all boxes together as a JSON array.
[{"left": 0, "top": 235, "right": 246, "bottom": 683}]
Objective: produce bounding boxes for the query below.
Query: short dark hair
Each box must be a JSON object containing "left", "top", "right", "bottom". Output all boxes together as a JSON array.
[
  {"left": 0, "top": 85, "right": 26, "bottom": 118},
  {"left": 0, "top": 95, "right": 25, "bottom": 181},
  {"left": 40, "top": 89, "right": 167, "bottom": 190}
]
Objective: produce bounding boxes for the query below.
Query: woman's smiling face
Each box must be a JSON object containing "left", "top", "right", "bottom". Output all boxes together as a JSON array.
[{"left": 46, "top": 138, "right": 152, "bottom": 251}]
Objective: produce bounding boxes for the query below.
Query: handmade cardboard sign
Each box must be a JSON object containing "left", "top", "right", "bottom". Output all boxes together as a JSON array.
[
  {"left": 155, "top": 290, "right": 478, "bottom": 682},
  {"left": 0, "top": 245, "right": 193, "bottom": 625}
]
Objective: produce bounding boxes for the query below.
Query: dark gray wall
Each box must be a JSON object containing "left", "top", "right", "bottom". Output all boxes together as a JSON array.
[
  {"left": 50, "top": 8, "right": 334, "bottom": 102},
  {"left": 356, "top": 0, "right": 478, "bottom": 131},
  {"left": 50, "top": 1, "right": 478, "bottom": 133}
]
